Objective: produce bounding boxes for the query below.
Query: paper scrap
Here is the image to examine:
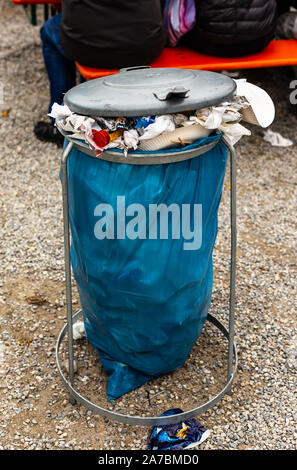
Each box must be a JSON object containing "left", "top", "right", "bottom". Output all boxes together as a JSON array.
[{"left": 263, "top": 129, "right": 293, "bottom": 147}]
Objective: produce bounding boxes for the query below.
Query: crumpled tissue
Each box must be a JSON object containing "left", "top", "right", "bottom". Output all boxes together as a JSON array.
[
  {"left": 263, "top": 129, "right": 293, "bottom": 147},
  {"left": 72, "top": 320, "right": 86, "bottom": 340},
  {"left": 138, "top": 115, "right": 175, "bottom": 141}
]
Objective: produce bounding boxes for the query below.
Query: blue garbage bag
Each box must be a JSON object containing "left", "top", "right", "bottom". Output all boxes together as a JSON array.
[{"left": 65, "top": 134, "right": 228, "bottom": 401}]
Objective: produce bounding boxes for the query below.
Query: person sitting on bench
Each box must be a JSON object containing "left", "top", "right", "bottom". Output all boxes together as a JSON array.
[
  {"left": 34, "top": 0, "right": 167, "bottom": 146},
  {"left": 182, "top": 0, "right": 278, "bottom": 57},
  {"left": 276, "top": 0, "right": 297, "bottom": 39}
]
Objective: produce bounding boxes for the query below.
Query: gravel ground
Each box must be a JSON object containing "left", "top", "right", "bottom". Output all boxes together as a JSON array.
[{"left": 0, "top": 1, "right": 296, "bottom": 450}]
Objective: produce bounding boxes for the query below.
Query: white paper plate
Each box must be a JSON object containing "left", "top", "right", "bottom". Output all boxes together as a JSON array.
[
  {"left": 138, "top": 124, "right": 211, "bottom": 151},
  {"left": 236, "top": 81, "right": 275, "bottom": 128}
]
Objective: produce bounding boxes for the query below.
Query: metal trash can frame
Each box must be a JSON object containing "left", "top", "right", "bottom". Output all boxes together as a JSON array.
[{"left": 55, "top": 67, "right": 238, "bottom": 426}]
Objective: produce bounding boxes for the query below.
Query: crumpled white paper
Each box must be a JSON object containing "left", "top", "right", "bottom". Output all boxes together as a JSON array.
[
  {"left": 138, "top": 115, "right": 175, "bottom": 141},
  {"left": 194, "top": 100, "right": 251, "bottom": 145},
  {"left": 173, "top": 113, "right": 189, "bottom": 126},
  {"left": 219, "top": 122, "right": 251, "bottom": 146},
  {"left": 56, "top": 114, "right": 100, "bottom": 134},
  {"left": 105, "top": 137, "right": 124, "bottom": 149},
  {"left": 123, "top": 129, "right": 139, "bottom": 149},
  {"left": 262, "top": 129, "right": 293, "bottom": 147},
  {"left": 48, "top": 103, "right": 72, "bottom": 119},
  {"left": 72, "top": 320, "right": 86, "bottom": 340}
]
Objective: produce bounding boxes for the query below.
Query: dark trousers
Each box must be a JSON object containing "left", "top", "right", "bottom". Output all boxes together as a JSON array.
[{"left": 40, "top": 14, "right": 76, "bottom": 119}]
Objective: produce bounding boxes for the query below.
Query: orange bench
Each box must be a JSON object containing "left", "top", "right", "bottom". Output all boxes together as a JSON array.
[{"left": 76, "top": 39, "right": 297, "bottom": 80}]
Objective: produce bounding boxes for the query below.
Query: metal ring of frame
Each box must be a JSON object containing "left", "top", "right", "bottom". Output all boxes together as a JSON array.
[
  {"left": 58, "top": 129, "right": 220, "bottom": 165},
  {"left": 57, "top": 136, "right": 237, "bottom": 426},
  {"left": 56, "top": 309, "right": 237, "bottom": 426}
]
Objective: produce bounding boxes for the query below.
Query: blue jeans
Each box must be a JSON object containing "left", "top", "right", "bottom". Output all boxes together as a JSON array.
[{"left": 40, "top": 14, "right": 76, "bottom": 119}]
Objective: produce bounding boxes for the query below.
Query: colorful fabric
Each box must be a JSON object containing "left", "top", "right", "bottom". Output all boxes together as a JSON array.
[
  {"left": 163, "top": 0, "right": 196, "bottom": 47},
  {"left": 147, "top": 408, "right": 210, "bottom": 450}
]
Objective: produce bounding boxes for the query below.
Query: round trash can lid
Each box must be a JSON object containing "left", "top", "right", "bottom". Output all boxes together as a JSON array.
[{"left": 64, "top": 66, "right": 236, "bottom": 117}]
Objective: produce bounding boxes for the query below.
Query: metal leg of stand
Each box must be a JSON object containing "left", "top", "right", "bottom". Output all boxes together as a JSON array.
[
  {"left": 30, "top": 5, "right": 37, "bottom": 26},
  {"left": 222, "top": 138, "right": 237, "bottom": 392},
  {"left": 61, "top": 142, "right": 76, "bottom": 405},
  {"left": 44, "top": 4, "right": 49, "bottom": 22}
]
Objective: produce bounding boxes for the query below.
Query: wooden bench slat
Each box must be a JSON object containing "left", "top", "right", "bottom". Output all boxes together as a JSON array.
[{"left": 76, "top": 40, "right": 297, "bottom": 80}]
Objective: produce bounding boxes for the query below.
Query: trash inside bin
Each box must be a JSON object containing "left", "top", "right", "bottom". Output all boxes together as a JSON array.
[{"left": 55, "top": 67, "right": 272, "bottom": 402}]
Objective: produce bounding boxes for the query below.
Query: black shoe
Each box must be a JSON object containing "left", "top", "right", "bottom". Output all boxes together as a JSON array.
[{"left": 34, "top": 121, "right": 64, "bottom": 147}]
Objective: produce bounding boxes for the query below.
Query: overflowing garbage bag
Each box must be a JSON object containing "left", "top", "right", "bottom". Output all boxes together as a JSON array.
[
  {"left": 52, "top": 78, "right": 258, "bottom": 155},
  {"left": 56, "top": 69, "right": 275, "bottom": 402},
  {"left": 66, "top": 133, "right": 227, "bottom": 401},
  {"left": 52, "top": 77, "right": 275, "bottom": 156}
]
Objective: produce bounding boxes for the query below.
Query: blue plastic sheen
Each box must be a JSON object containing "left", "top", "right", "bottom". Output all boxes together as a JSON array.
[{"left": 65, "top": 134, "right": 228, "bottom": 401}]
